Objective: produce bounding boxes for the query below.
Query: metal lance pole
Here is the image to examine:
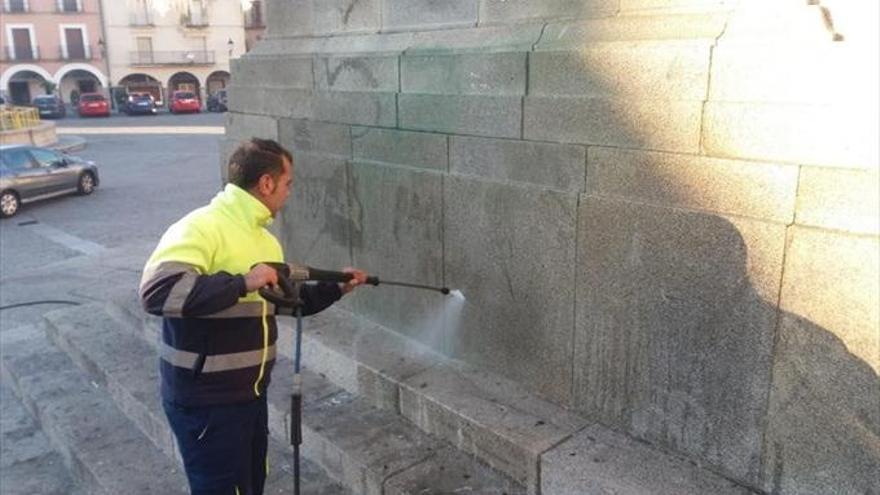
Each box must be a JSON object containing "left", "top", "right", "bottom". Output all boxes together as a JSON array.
[{"left": 291, "top": 305, "right": 303, "bottom": 495}]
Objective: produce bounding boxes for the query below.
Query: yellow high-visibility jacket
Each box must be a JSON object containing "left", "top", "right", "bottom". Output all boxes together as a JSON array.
[{"left": 139, "top": 184, "right": 340, "bottom": 406}]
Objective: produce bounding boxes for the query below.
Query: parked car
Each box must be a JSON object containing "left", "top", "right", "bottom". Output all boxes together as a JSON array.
[
  {"left": 32, "top": 95, "right": 67, "bottom": 119},
  {"left": 206, "top": 89, "right": 227, "bottom": 112},
  {"left": 77, "top": 93, "right": 111, "bottom": 117},
  {"left": 169, "top": 91, "right": 201, "bottom": 114},
  {"left": 125, "top": 93, "right": 158, "bottom": 115},
  {"left": 0, "top": 145, "right": 99, "bottom": 218}
]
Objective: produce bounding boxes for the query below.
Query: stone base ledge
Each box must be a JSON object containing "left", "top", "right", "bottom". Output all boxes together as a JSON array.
[
  {"left": 542, "top": 425, "right": 758, "bottom": 494},
  {"left": 0, "top": 121, "right": 57, "bottom": 147}
]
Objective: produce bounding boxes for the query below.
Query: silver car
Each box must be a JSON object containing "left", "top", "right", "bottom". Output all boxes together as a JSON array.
[{"left": 0, "top": 145, "right": 99, "bottom": 218}]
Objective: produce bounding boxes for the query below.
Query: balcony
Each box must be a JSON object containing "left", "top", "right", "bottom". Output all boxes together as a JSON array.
[
  {"left": 2, "top": 45, "right": 40, "bottom": 62},
  {"left": 130, "top": 50, "right": 215, "bottom": 66},
  {"left": 59, "top": 44, "right": 93, "bottom": 61}
]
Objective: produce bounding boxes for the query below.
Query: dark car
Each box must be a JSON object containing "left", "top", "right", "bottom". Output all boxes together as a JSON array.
[
  {"left": 125, "top": 93, "right": 158, "bottom": 115},
  {"left": 33, "top": 95, "right": 66, "bottom": 119},
  {"left": 207, "top": 89, "right": 227, "bottom": 112},
  {"left": 0, "top": 145, "right": 99, "bottom": 218}
]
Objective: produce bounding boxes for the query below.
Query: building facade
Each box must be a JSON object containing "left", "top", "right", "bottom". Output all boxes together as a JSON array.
[
  {"left": 0, "top": 0, "right": 109, "bottom": 105},
  {"left": 102, "top": 0, "right": 261, "bottom": 107}
]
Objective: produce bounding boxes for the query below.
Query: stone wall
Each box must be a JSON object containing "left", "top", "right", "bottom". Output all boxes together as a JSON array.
[{"left": 225, "top": 0, "right": 879, "bottom": 492}]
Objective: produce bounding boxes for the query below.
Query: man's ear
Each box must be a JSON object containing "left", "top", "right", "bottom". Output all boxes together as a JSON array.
[{"left": 257, "top": 173, "right": 275, "bottom": 195}]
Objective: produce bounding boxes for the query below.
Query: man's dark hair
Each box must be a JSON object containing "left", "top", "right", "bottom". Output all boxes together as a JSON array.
[{"left": 227, "top": 138, "right": 293, "bottom": 190}]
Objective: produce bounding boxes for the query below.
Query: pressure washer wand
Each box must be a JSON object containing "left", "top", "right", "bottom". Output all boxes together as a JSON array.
[{"left": 289, "top": 265, "right": 452, "bottom": 295}]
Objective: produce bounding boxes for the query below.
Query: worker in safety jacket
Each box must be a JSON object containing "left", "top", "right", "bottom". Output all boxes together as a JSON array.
[{"left": 139, "top": 138, "right": 367, "bottom": 495}]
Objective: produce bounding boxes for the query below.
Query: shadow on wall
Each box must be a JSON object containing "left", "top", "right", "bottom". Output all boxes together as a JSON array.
[{"left": 578, "top": 204, "right": 878, "bottom": 494}]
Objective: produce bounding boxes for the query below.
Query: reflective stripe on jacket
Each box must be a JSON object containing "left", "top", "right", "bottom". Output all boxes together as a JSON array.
[{"left": 139, "top": 183, "right": 341, "bottom": 406}]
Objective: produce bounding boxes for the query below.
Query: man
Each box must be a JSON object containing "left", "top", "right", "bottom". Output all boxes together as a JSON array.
[{"left": 139, "top": 138, "right": 366, "bottom": 494}]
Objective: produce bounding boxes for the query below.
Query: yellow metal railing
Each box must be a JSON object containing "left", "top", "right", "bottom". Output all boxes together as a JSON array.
[{"left": 0, "top": 107, "right": 41, "bottom": 131}]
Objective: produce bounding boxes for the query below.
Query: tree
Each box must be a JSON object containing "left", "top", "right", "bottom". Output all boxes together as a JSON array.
[{"left": 42, "top": 80, "right": 58, "bottom": 95}]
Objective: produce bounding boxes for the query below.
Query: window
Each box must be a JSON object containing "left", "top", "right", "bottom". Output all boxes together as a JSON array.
[
  {"left": 62, "top": 26, "right": 88, "bottom": 59},
  {"left": 28, "top": 149, "right": 62, "bottom": 168},
  {"left": 8, "top": 25, "right": 37, "bottom": 61},
  {"left": 6, "top": 0, "right": 28, "bottom": 13},
  {"left": 186, "top": 0, "right": 208, "bottom": 26},
  {"left": 245, "top": 1, "right": 263, "bottom": 28},
  {"left": 58, "top": 0, "right": 80, "bottom": 12},
  {"left": 0, "top": 149, "right": 33, "bottom": 170},
  {"left": 131, "top": 0, "right": 153, "bottom": 25},
  {"left": 135, "top": 36, "right": 153, "bottom": 64}
]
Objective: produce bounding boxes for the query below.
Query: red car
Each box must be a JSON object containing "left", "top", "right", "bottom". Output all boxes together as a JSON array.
[
  {"left": 169, "top": 91, "right": 201, "bottom": 114},
  {"left": 77, "top": 93, "right": 111, "bottom": 117}
]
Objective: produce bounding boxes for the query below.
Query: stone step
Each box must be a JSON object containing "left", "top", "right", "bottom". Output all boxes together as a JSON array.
[
  {"left": 44, "top": 303, "right": 525, "bottom": 495},
  {"left": 276, "top": 308, "right": 589, "bottom": 494},
  {"left": 0, "top": 324, "right": 189, "bottom": 495},
  {"left": 41, "top": 304, "right": 348, "bottom": 495},
  {"left": 1, "top": 368, "right": 85, "bottom": 495}
]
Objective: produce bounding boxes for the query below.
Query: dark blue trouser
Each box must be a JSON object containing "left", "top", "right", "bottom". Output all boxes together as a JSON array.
[{"left": 163, "top": 397, "right": 268, "bottom": 495}]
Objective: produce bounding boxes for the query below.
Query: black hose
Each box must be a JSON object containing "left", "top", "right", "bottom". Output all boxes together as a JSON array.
[{"left": 0, "top": 300, "right": 81, "bottom": 311}]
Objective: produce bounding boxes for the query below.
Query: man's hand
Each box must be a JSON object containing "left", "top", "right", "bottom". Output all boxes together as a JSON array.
[
  {"left": 244, "top": 263, "right": 279, "bottom": 292},
  {"left": 340, "top": 267, "right": 368, "bottom": 295}
]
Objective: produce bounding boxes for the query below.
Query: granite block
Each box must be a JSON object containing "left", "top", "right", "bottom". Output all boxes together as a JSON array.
[
  {"left": 401, "top": 52, "right": 526, "bottom": 95},
  {"left": 399, "top": 94, "right": 521, "bottom": 138},
  {"left": 525, "top": 96, "right": 702, "bottom": 152},
  {"left": 450, "top": 135, "right": 585, "bottom": 191}
]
